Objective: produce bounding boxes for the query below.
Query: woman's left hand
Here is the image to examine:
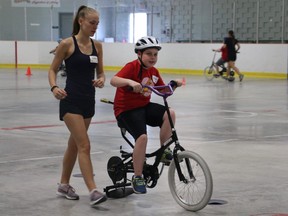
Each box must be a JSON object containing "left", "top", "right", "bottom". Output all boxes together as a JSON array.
[{"left": 92, "top": 78, "right": 105, "bottom": 88}]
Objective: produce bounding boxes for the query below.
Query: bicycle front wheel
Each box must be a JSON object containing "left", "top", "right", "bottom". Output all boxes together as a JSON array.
[
  {"left": 168, "top": 151, "right": 213, "bottom": 211},
  {"left": 203, "top": 66, "right": 216, "bottom": 81}
]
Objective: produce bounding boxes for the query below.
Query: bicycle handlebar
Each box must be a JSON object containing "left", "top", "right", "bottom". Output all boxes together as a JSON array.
[
  {"left": 100, "top": 98, "right": 114, "bottom": 104},
  {"left": 127, "top": 82, "right": 175, "bottom": 98},
  {"left": 100, "top": 82, "right": 176, "bottom": 105},
  {"left": 212, "top": 49, "right": 240, "bottom": 54},
  {"left": 142, "top": 83, "right": 174, "bottom": 98}
]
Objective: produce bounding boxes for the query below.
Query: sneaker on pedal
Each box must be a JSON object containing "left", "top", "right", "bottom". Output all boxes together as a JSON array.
[
  {"left": 56, "top": 183, "right": 79, "bottom": 200},
  {"left": 90, "top": 189, "right": 107, "bottom": 206},
  {"left": 239, "top": 74, "right": 244, "bottom": 82},
  {"left": 213, "top": 73, "right": 220, "bottom": 78},
  {"left": 132, "top": 175, "right": 146, "bottom": 194},
  {"left": 160, "top": 148, "right": 173, "bottom": 165}
]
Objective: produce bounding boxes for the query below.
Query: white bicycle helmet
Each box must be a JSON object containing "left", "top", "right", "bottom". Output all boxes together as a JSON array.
[{"left": 134, "top": 36, "right": 161, "bottom": 53}]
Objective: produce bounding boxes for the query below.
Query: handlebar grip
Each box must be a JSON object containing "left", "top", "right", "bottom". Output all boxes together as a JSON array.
[
  {"left": 126, "top": 86, "right": 133, "bottom": 91},
  {"left": 100, "top": 98, "right": 114, "bottom": 104},
  {"left": 169, "top": 80, "right": 178, "bottom": 88}
]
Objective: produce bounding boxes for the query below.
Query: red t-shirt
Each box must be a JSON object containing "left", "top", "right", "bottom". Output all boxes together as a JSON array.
[
  {"left": 220, "top": 46, "right": 228, "bottom": 61},
  {"left": 113, "top": 59, "right": 165, "bottom": 117}
]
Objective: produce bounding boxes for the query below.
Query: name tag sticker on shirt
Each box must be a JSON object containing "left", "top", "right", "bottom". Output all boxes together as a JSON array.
[
  {"left": 90, "top": 56, "right": 98, "bottom": 63},
  {"left": 152, "top": 75, "right": 159, "bottom": 84}
]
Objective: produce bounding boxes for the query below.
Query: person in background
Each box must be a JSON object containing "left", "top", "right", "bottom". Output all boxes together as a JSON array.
[
  {"left": 223, "top": 30, "right": 244, "bottom": 81},
  {"left": 110, "top": 36, "right": 182, "bottom": 194},
  {"left": 212, "top": 45, "right": 228, "bottom": 77},
  {"left": 48, "top": 5, "right": 107, "bottom": 207}
]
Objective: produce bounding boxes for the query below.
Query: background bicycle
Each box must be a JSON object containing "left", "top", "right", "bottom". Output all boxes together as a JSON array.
[{"left": 203, "top": 51, "right": 235, "bottom": 82}]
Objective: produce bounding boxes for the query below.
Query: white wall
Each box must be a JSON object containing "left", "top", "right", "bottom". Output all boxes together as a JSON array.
[
  {"left": 103, "top": 42, "right": 288, "bottom": 74},
  {"left": 0, "top": 41, "right": 15, "bottom": 64},
  {"left": 18, "top": 41, "right": 58, "bottom": 66},
  {"left": 0, "top": 41, "right": 57, "bottom": 67},
  {"left": 0, "top": 41, "right": 287, "bottom": 76}
]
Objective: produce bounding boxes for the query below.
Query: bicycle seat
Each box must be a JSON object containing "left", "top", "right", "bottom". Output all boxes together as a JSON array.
[
  {"left": 117, "top": 120, "right": 125, "bottom": 129},
  {"left": 117, "top": 121, "right": 134, "bottom": 149},
  {"left": 117, "top": 121, "right": 129, "bottom": 137}
]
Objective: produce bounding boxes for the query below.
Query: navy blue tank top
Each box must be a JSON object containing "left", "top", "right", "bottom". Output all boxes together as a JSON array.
[{"left": 64, "top": 36, "right": 98, "bottom": 101}]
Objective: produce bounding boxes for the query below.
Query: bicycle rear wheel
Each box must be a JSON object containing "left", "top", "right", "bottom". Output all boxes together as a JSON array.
[
  {"left": 203, "top": 66, "right": 216, "bottom": 81},
  {"left": 168, "top": 151, "right": 213, "bottom": 211}
]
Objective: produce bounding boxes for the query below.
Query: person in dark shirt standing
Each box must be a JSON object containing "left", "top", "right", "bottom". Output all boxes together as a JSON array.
[
  {"left": 223, "top": 30, "right": 244, "bottom": 81},
  {"left": 48, "top": 5, "right": 107, "bottom": 206}
]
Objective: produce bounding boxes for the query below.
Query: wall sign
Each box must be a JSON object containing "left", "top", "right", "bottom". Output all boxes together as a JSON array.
[{"left": 12, "top": 0, "right": 60, "bottom": 8}]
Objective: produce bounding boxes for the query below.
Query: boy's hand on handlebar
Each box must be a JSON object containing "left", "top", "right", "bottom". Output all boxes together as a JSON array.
[
  {"left": 128, "top": 80, "right": 142, "bottom": 93},
  {"left": 176, "top": 79, "right": 183, "bottom": 87},
  {"left": 170, "top": 79, "right": 183, "bottom": 88}
]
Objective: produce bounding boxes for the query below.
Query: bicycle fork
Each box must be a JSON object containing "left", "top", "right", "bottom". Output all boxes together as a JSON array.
[
  {"left": 174, "top": 151, "right": 196, "bottom": 183},
  {"left": 163, "top": 95, "right": 196, "bottom": 183},
  {"left": 168, "top": 131, "right": 195, "bottom": 184}
]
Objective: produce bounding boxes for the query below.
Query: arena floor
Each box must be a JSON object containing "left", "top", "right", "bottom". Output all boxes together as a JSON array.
[{"left": 0, "top": 68, "right": 288, "bottom": 216}]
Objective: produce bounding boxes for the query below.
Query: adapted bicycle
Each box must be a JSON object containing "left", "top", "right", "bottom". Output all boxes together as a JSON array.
[
  {"left": 203, "top": 50, "right": 235, "bottom": 82},
  {"left": 101, "top": 83, "right": 213, "bottom": 212}
]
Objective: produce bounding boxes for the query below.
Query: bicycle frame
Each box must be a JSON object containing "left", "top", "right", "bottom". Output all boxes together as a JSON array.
[
  {"left": 141, "top": 84, "right": 191, "bottom": 182},
  {"left": 204, "top": 51, "right": 235, "bottom": 81},
  {"left": 210, "top": 51, "right": 218, "bottom": 68},
  {"left": 211, "top": 51, "right": 226, "bottom": 70}
]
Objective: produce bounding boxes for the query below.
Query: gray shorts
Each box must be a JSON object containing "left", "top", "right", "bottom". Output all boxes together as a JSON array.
[{"left": 216, "top": 57, "right": 226, "bottom": 66}]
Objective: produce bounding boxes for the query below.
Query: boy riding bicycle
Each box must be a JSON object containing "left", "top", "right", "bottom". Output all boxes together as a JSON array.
[
  {"left": 212, "top": 45, "right": 228, "bottom": 77},
  {"left": 110, "top": 36, "right": 182, "bottom": 194}
]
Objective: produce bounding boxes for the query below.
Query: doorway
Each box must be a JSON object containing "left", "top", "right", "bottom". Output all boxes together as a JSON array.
[{"left": 59, "top": 13, "right": 73, "bottom": 39}]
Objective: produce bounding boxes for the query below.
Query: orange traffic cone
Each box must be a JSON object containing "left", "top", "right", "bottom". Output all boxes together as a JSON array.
[
  {"left": 26, "top": 66, "right": 32, "bottom": 76},
  {"left": 182, "top": 77, "right": 186, "bottom": 86}
]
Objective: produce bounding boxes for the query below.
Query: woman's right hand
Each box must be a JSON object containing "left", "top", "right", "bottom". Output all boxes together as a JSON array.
[{"left": 52, "top": 87, "right": 67, "bottom": 100}]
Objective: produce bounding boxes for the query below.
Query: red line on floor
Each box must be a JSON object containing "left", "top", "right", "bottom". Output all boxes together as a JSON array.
[{"left": 0, "top": 119, "right": 116, "bottom": 131}]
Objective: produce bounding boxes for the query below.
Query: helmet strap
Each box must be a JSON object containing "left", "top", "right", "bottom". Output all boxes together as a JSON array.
[{"left": 137, "top": 52, "right": 147, "bottom": 79}]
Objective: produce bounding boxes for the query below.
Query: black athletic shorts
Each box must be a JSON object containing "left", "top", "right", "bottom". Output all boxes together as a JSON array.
[
  {"left": 116, "top": 102, "right": 166, "bottom": 141},
  {"left": 228, "top": 53, "right": 237, "bottom": 61},
  {"left": 59, "top": 98, "right": 95, "bottom": 121}
]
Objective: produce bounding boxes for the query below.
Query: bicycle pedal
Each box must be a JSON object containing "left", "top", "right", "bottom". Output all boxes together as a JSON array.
[
  {"left": 120, "top": 151, "right": 132, "bottom": 158},
  {"left": 162, "top": 161, "right": 171, "bottom": 166}
]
